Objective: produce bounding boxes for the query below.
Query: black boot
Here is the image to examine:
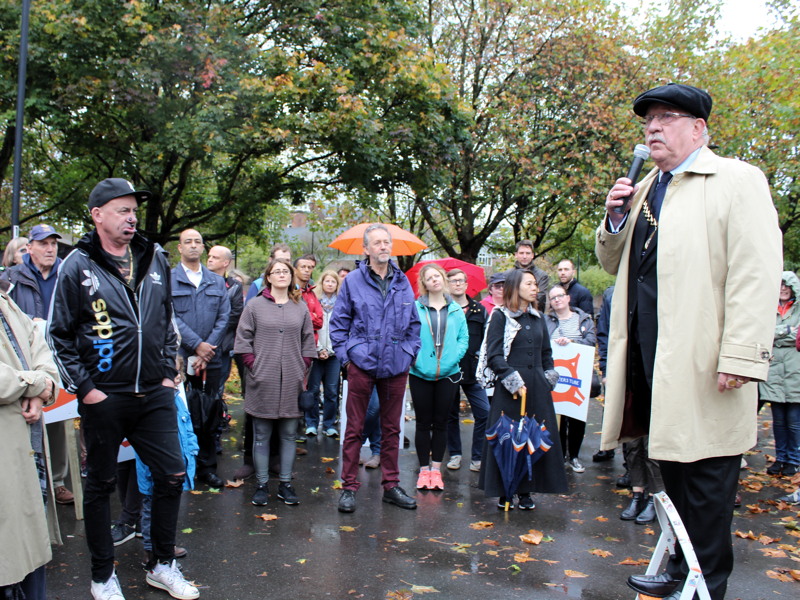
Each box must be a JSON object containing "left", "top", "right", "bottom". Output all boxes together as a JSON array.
[
  {"left": 620, "top": 491, "right": 644, "bottom": 520},
  {"left": 635, "top": 495, "right": 657, "bottom": 524}
]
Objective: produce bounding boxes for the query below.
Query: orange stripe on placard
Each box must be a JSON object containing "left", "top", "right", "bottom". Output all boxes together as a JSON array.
[{"left": 44, "top": 389, "right": 77, "bottom": 412}]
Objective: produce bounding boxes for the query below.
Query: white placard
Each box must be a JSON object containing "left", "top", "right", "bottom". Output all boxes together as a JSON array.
[{"left": 550, "top": 342, "right": 595, "bottom": 422}]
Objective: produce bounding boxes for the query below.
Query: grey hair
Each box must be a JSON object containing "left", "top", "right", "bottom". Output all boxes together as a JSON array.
[{"left": 362, "top": 223, "right": 392, "bottom": 247}]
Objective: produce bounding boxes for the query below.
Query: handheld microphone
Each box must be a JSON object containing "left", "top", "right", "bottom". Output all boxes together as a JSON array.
[{"left": 613, "top": 144, "right": 651, "bottom": 214}]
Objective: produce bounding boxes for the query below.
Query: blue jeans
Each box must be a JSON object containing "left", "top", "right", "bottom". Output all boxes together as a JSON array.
[
  {"left": 363, "top": 387, "right": 381, "bottom": 455},
  {"left": 305, "top": 356, "right": 341, "bottom": 430},
  {"left": 771, "top": 402, "right": 800, "bottom": 466},
  {"left": 446, "top": 381, "right": 490, "bottom": 462}
]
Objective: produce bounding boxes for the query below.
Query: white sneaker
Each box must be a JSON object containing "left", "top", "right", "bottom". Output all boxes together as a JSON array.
[
  {"left": 568, "top": 457, "right": 585, "bottom": 473},
  {"left": 146, "top": 560, "right": 199, "bottom": 599},
  {"left": 469, "top": 460, "right": 481, "bottom": 472},
  {"left": 447, "top": 455, "right": 462, "bottom": 470},
  {"left": 91, "top": 571, "right": 125, "bottom": 600}
]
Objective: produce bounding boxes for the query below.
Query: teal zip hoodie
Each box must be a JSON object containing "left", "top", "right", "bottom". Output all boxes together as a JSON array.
[{"left": 410, "top": 295, "right": 469, "bottom": 380}]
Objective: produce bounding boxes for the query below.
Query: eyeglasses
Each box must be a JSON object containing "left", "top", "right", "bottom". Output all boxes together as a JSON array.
[
  {"left": 640, "top": 112, "right": 696, "bottom": 126},
  {"left": 549, "top": 294, "right": 567, "bottom": 301},
  {"left": 270, "top": 269, "right": 291, "bottom": 276},
  {"left": 448, "top": 278, "right": 467, "bottom": 285}
]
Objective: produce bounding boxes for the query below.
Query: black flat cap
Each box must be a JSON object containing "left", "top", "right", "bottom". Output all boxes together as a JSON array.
[
  {"left": 633, "top": 83, "right": 712, "bottom": 121},
  {"left": 88, "top": 178, "right": 153, "bottom": 210}
]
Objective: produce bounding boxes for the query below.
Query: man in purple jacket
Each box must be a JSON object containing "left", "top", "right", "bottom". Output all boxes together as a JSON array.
[{"left": 330, "top": 224, "right": 421, "bottom": 513}]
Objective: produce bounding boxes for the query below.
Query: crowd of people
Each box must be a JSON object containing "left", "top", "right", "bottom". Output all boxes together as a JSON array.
[{"left": 0, "top": 82, "right": 795, "bottom": 600}]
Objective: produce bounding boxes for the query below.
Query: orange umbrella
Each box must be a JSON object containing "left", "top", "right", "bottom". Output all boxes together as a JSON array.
[{"left": 328, "top": 223, "right": 428, "bottom": 256}]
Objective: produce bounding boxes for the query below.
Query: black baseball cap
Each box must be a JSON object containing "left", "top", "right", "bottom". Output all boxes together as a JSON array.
[
  {"left": 633, "top": 83, "right": 713, "bottom": 121},
  {"left": 88, "top": 178, "right": 153, "bottom": 210}
]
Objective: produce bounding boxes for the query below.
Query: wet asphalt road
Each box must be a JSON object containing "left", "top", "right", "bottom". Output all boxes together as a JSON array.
[{"left": 47, "top": 396, "right": 800, "bottom": 600}]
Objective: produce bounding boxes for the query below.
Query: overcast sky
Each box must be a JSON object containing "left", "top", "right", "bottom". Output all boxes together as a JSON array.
[{"left": 624, "top": 0, "right": 776, "bottom": 41}]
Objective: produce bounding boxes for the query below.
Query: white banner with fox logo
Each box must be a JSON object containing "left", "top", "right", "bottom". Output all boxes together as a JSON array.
[{"left": 550, "top": 342, "right": 595, "bottom": 422}]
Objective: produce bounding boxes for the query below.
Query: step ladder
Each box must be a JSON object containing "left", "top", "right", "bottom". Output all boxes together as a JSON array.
[{"left": 635, "top": 491, "right": 711, "bottom": 600}]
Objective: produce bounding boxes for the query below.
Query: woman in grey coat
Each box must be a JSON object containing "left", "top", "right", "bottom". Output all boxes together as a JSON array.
[{"left": 234, "top": 258, "right": 317, "bottom": 506}]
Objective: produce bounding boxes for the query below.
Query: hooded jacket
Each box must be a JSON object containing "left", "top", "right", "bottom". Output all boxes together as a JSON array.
[
  {"left": 48, "top": 231, "right": 179, "bottom": 400},
  {"left": 410, "top": 295, "right": 469, "bottom": 380},
  {"left": 330, "top": 258, "right": 421, "bottom": 378},
  {"left": 0, "top": 253, "right": 62, "bottom": 319},
  {"left": 544, "top": 306, "right": 597, "bottom": 347},
  {"left": 759, "top": 271, "right": 800, "bottom": 404}
]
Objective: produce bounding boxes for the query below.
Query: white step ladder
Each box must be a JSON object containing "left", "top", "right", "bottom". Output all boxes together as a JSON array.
[{"left": 634, "top": 491, "right": 711, "bottom": 600}]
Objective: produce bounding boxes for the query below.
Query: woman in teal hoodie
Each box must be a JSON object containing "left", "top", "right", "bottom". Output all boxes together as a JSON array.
[{"left": 409, "top": 264, "right": 468, "bottom": 491}]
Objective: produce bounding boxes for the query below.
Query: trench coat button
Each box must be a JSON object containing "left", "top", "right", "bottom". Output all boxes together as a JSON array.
[
  {"left": 637, "top": 275, "right": 644, "bottom": 282},
  {"left": 279, "top": 329, "right": 284, "bottom": 333},
  {"left": 525, "top": 325, "right": 531, "bottom": 330}
]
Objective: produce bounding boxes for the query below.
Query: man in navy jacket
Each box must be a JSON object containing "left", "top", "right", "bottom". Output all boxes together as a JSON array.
[
  {"left": 330, "top": 224, "right": 421, "bottom": 513},
  {"left": 171, "top": 229, "right": 230, "bottom": 489}
]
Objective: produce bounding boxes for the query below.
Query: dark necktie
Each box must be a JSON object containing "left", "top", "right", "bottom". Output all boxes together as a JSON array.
[{"left": 650, "top": 171, "right": 673, "bottom": 220}]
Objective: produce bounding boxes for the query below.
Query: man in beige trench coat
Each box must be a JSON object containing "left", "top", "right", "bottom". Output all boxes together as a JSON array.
[{"left": 596, "top": 83, "right": 782, "bottom": 599}]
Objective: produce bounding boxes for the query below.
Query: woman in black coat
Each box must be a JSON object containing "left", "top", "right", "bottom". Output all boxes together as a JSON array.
[{"left": 478, "top": 269, "right": 568, "bottom": 509}]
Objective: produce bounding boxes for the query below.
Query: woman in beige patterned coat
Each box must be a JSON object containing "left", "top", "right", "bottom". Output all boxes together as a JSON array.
[{"left": 234, "top": 258, "right": 316, "bottom": 508}]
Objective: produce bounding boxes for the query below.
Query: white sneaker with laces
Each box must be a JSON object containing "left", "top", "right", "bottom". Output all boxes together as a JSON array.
[
  {"left": 568, "top": 457, "right": 585, "bottom": 473},
  {"left": 146, "top": 560, "right": 199, "bottom": 599},
  {"left": 447, "top": 455, "right": 462, "bottom": 470},
  {"left": 91, "top": 571, "right": 125, "bottom": 600},
  {"left": 469, "top": 460, "right": 481, "bottom": 472}
]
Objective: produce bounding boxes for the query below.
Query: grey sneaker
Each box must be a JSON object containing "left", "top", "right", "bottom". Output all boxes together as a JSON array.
[
  {"left": 447, "top": 455, "right": 462, "bottom": 470},
  {"left": 277, "top": 481, "right": 300, "bottom": 506},
  {"left": 110, "top": 522, "right": 136, "bottom": 547},
  {"left": 568, "top": 457, "right": 585, "bottom": 473},
  {"left": 146, "top": 560, "right": 199, "bottom": 600},
  {"left": 779, "top": 489, "right": 800, "bottom": 505},
  {"left": 91, "top": 572, "right": 125, "bottom": 600},
  {"left": 251, "top": 483, "right": 269, "bottom": 506},
  {"left": 469, "top": 460, "right": 481, "bottom": 472}
]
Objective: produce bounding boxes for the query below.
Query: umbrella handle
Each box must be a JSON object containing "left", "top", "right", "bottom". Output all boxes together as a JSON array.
[{"left": 520, "top": 388, "right": 527, "bottom": 417}]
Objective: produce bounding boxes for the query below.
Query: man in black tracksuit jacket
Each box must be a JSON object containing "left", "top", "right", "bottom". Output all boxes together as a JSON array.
[{"left": 48, "top": 178, "right": 198, "bottom": 599}]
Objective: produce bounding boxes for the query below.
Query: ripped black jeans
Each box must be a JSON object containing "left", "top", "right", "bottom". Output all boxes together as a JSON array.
[{"left": 79, "top": 386, "right": 185, "bottom": 582}]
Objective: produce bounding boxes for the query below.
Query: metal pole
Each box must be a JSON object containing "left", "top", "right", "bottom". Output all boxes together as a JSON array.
[{"left": 11, "top": 0, "right": 32, "bottom": 240}]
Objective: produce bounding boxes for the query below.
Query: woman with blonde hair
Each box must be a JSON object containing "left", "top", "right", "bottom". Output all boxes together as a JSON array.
[
  {"left": 305, "top": 270, "right": 342, "bottom": 437},
  {"left": 234, "top": 258, "right": 317, "bottom": 506},
  {"left": 409, "top": 264, "right": 468, "bottom": 491},
  {"left": 2, "top": 236, "right": 28, "bottom": 269}
]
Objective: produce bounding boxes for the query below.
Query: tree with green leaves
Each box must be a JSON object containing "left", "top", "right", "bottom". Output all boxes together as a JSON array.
[{"left": 0, "top": 0, "right": 463, "bottom": 247}]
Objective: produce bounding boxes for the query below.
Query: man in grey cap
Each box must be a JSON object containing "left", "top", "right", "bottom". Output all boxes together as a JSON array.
[
  {"left": 48, "top": 179, "right": 199, "bottom": 600},
  {"left": 479, "top": 271, "right": 506, "bottom": 315},
  {"left": 1, "top": 224, "right": 75, "bottom": 505},
  {"left": 597, "top": 83, "right": 782, "bottom": 599}
]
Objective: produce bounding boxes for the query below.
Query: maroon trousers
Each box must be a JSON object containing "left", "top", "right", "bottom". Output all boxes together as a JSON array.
[{"left": 341, "top": 364, "right": 408, "bottom": 491}]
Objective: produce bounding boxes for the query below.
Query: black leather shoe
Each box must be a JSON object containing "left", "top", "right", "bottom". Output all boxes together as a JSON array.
[
  {"left": 382, "top": 485, "right": 417, "bottom": 510},
  {"left": 593, "top": 449, "right": 615, "bottom": 462},
  {"left": 635, "top": 496, "right": 656, "bottom": 524},
  {"left": 616, "top": 472, "right": 632, "bottom": 488},
  {"left": 200, "top": 472, "right": 224, "bottom": 488},
  {"left": 338, "top": 490, "right": 356, "bottom": 513},
  {"left": 620, "top": 492, "right": 644, "bottom": 520},
  {"left": 627, "top": 572, "right": 681, "bottom": 597},
  {"left": 783, "top": 463, "right": 799, "bottom": 476}
]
